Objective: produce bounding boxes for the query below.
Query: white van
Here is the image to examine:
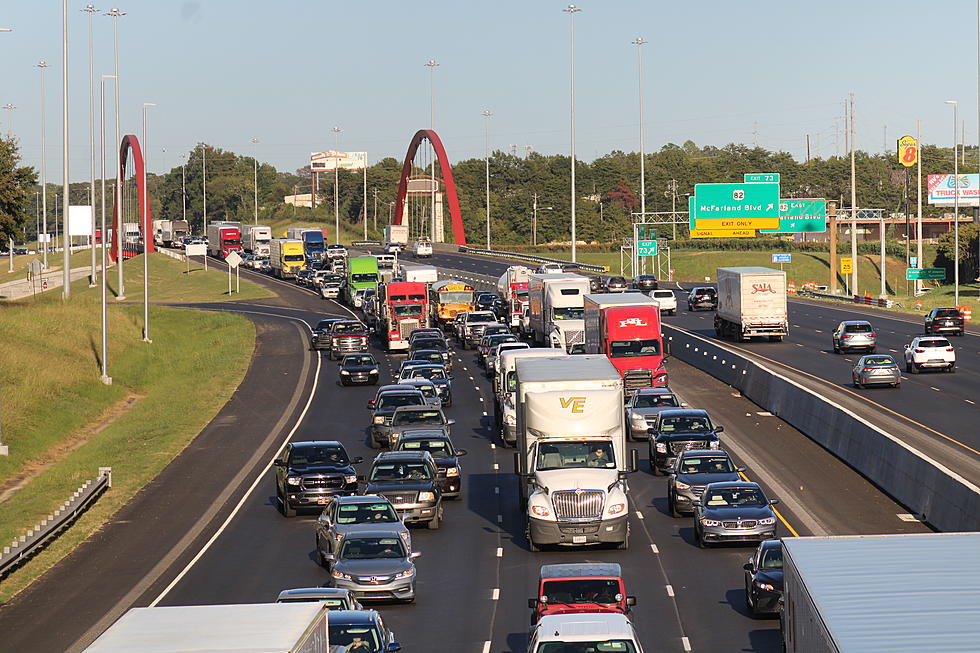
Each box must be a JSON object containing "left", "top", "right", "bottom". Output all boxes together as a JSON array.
[
  {"left": 529, "top": 614, "right": 644, "bottom": 653},
  {"left": 413, "top": 239, "right": 433, "bottom": 258}
]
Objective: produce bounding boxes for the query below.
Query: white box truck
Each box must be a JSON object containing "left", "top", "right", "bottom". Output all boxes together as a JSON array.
[
  {"left": 151, "top": 219, "right": 168, "bottom": 246},
  {"left": 385, "top": 224, "right": 409, "bottom": 245},
  {"left": 527, "top": 273, "right": 590, "bottom": 350},
  {"left": 515, "top": 355, "right": 637, "bottom": 550},
  {"left": 781, "top": 532, "right": 980, "bottom": 653},
  {"left": 243, "top": 224, "right": 273, "bottom": 257},
  {"left": 82, "top": 603, "right": 329, "bottom": 653},
  {"left": 162, "top": 219, "right": 189, "bottom": 247},
  {"left": 494, "top": 348, "right": 567, "bottom": 446},
  {"left": 400, "top": 263, "right": 439, "bottom": 284},
  {"left": 713, "top": 266, "right": 788, "bottom": 341}
]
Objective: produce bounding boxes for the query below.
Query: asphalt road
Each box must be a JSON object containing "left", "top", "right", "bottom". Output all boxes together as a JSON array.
[{"left": 0, "top": 256, "right": 932, "bottom": 653}]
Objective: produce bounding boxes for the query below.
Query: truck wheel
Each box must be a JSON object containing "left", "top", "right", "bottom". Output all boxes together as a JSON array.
[
  {"left": 526, "top": 525, "right": 540, "bottom": 552},
  {"left": 280, "top": 494, "right": 296, "bottom": 518},
  {"left": 427, "top": 507, "right": 442, "bottom": 530},
  {"left": 616, "top": 527, "right": 629, "bottom": 550},
  {"left": 668, "top": 493, "right": 680, "bottom": 518},
  {"left": 768, "top": 335, "right": 782, "bottom": 342}
]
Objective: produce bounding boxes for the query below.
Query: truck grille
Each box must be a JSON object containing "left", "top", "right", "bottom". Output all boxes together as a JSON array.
[
  {"left": 722, "top": 520, "right": 758, "bottom": 529},
  {"left": 552, "top": 490, "right": 604, "bottom": 521},
  {"left": 624, "top": 369, "right": 653, "bottom": 390},
  {"left": 382, "top": 492, "right": 416, "bottom": 505},
  {"left": 564, "top": 329, "right": 585, "bottom": 346},
  {"left": 334, "top": 336, "right": 365, "bottom": 350},
  {"left": 399, "top": 319, "right": 420, "bottom": 339},
  {"left": 669, "top": 440, "right": 711, "bottom": 455},
  {"left": 302, "top": 476, "right": 344, "bottom": 490}
]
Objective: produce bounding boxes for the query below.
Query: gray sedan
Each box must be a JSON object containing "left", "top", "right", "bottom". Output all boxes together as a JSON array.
[
  {"left": 851, "top": 354, "right": 901, "bottom": 389},
  {"left": 315, "top": 495, "right": 411, "bottom": 562},
  {"left": 326, "top": 530, "right": 421, "bottom": 602},
  {"left": 693, "top": 481, "right": 779, "bottom": 548},
  {"left": 625, "top": 387, "right": 686, "bottom": 440}
]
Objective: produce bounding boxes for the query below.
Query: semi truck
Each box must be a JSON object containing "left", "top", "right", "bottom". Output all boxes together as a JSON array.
[
  {"left": 151, "top": 219, "right": 167, "bottom": 247},
  {"left": 343, "top": 256, "right": 380, "bottom": 304},
  {"left": 378, "top": 281, "right": 430, "bottom": 351},
  {"left": 713, "top": 266, "right": 788, "bottom": 342},
  {"left": 123, "top": 222, "right": 141, "bottom": 244},
  {"left": 270, "top": 238, "right": 306, "bottom": 279},
  {"left": 781, "top": 532, "right": 980, "bottom": 653},
  {"left": 162, "top": 219, "right": 189, "bottom": 247},
  {"left": 527, "top": 273, "right": 591, "bottom": 351},
  {"left": 584, "top": 292, "right": 667, "bottom": 394},
  {"left": 497, "top": 265, "right": 531, "bottom": 329},
  {"left": 82, "top": 602, "right": 329, "bottom": 653},
  {"left": 286, "top": 228, "right": 326, "bottom": 264},
  {"left": 495, "top": 348, "right": 566, "bottom": 446},
  {"left": 514, "top": 355, "right": 637, "bottom": 551},
  {"left": 400, "top": 263, "right": 439, "bottom": 284},
  {"left": 385, "top": 224, "right": 409, "bottom": 245},
  {"left": 206, "top": 223, "right": 243, "bottom": 259},
  {"left": 243, "top": 224, "right": 273, "bottom": 257}
]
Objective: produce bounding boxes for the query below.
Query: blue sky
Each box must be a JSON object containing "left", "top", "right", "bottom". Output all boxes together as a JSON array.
[{"left": 2, "top": 1, "right": 978, "bottom": 179}]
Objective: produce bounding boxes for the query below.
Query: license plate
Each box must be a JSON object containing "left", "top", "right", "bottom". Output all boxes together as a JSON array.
[
  {"left": 316, "top": 497, "right": 331, "bottom": 505},
  {"left": 572, "top": 535, "right": 587, "bottom": 543}
]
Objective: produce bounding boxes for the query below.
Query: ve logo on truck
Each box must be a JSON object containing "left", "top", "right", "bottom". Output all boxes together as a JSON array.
[
  {"left": 619, "top": 317, "right": 648, "bottom": 327},
  {"left": 559, "top": 397, "right": 586, "bottom": 413}
]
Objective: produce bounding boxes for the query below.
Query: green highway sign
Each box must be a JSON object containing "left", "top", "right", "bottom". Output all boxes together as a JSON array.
[
  {"left": 906, "top": 268, "right": 946, "bottom": 280},
  {"left": 693, "top": 182, "right": 780, "bottom": 227},
  {"left": 761, "top": 198, "right": 828, "bottom": 233},
  {"left": 744, "top": 173, "right": 780, "bottom": 184},
  {"left": 637, "top": 239, "right": 658, "bottom": 256}
]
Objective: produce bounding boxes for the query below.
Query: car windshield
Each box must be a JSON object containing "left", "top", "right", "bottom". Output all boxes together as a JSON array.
[
  {"left": 844, "top": 323, "right": 873, "bottom": 333},
  {"left": 315, "top": 320, "right": 337, "bottom": 330},
  {"left": 935, "top": 309, "right": 960, "bottom": 318},
  {"left": 288, "top": 446, "right": 349, "bottom": 466},
  {"left": 487, "top": 335, "right": 518, "bottom": 347},
  {"left": 468, "top": 312, "right": 497, "bottom": 322},
  {"left": 333, "top": 322, "right": 363, "bottom": 333},
  {"left": 919, "top": 339, "right": 950, "bottom": 348},
  {"left": 659, "top": 416, "right": 712, "bottom": 433},
  {"left": 415, "top": 352, "right": 444, "bottom": 363},
  {"left": 536, "top": 441, "right": 616, "bottom": 470},
  {"left": 704, "top": 487, "right": 768, "bottom": 507},
  {"left": 392, "top": 410, "right": 443, "bottom": 426},
  {"left": 678, "top": 456, "right": 735, "bottom": 474},
  {"left": 343, "top": 355, "right": 375, "bottom": 366},
  {"left": 634, "top": 393, "right": 678, "bottom": 408},
  {"left": 409, "top": 383, "right": 438, "bottom": 398},
  {"left": 352, "top": 273, "right": 378, "bottom": 283},
  {"left": 553, "top": 307, "right": 584, "bottom": 320},
  {"left": 403, "top": 368, "right": 447, "bottom": 381},
  {"left": 537, "top": 642, "right": 637, "bottom": 653},
  {"left": 393, "top": 304, "right": 424, "bottom": 317},
  {"left": 370, "top": 462, "right": 433, "bottom": 481},
  {"left": 413, "top": 339, "right": 448, "bottom": 351},
  {"left": 377, "top": 394, "right": 423, "bottom": 410},
  {"left": 398, "top": 438, "right": 452, "bottom": 457},
  {"left": 328, "top": 625, "right": 382, "bottom": 653},
  {"left": 541, "top": 579, "right": 621, "bottom": 605},
  {"left": 760, "top": 545, "right": 784, "bottom": 570},
  {"left": 335, "top": 501, "right": 398, "bottom": 525},
  {"left": 609, "top": 339, "right": 661, "bottom": 358},
  {"left": 438, "top": 291, "right": 474, "bottom": 304},
  {"left": 862, "top": 357, "right": 895, "bottom": 367}
]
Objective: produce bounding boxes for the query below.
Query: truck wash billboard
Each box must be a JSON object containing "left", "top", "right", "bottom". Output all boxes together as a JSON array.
[{"left": 927, "top": 173, "right": 980, "bottom": 207}]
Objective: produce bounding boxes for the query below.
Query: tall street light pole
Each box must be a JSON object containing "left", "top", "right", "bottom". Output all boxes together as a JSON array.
[
  {"left": 99, "top": 74, "right": 116, "bottom": 385},
  {"left": 142, "top": 102, "right": 155, "bottom": 342},
  {"left": 332, "top": 126, "right": 342, "bottom": 244},
  {"left": 564, "top": 4, "right": 581, "bottom": 262},
  {"left": 37, "top": 60, "right": 49, "bottom": 271},
  {"left": 632, "top": 37, "right": 648, "bottom": 229},
  {"left": 62, "top": 0, "right": 71, "bottom": 298},
  {"left": 849, "top": 92, "right": 857, "bottom": 296},
  {"left": 84, "top": 4, "right": 98, "bottom": 287},
  {"left": 106, "top": 7, "right": 126, "bottom": 299},
  {"left": 181, "top": 154, "right": 186, "bottom": 223},
  {"left": 946, "top": 100, "right": 960, "bottom": 306},
  {"left": 1, "top": 104, "right": 13, "bottom": 138},
  {"left": 425, "top": 59, "right": 439, "bottom": 241},
  {"left": 251, "top": 137, "right": 259, "bottom": 225},
  {"left": 483, "top": 109, "right": 492, "bottom": 250}
]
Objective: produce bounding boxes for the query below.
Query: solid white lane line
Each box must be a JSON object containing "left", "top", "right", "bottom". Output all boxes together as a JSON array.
[
  {"left": 494, "top": 486, "right": 500, "bottom": 494},
  {"left": 490, "top": 443, "right": 496, "bottom": 450},
  {"left": 497, "top": 514, "right": 503, "bottom": 523},
  {"left": 493, "top": 463, "right": 499, "bottom": 470},
  {"left": 483, "top": 411, "right": 488, "bottom": 416},
  {"left": 931, "top": 386, "right": 941, "bottom": 391},
  {"left": 482, "top": 642, "right": 491, "bottom": 653},
  {"left": 966, "top": 399, "right": 976, "bottom": 405}
]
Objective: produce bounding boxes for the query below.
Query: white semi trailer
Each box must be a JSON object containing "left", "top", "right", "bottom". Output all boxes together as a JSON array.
[{"left": 526, "top": 273, "right": 590, "bottom": 351}]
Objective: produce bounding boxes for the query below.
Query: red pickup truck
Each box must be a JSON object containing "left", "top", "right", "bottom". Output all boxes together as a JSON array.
[{"left": 529, "top": 563, "right": 635, "bottom": 625}]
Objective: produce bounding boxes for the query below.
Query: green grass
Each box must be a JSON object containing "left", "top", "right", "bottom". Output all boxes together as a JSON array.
[
  {"left": 106, "top": 252, "right": 274, "bottom": 303},
  {"left": 2, "top": 248, "right": 100, "bottom": 278},
  {"left": 0, "top": 257, "right": 258, "bottom": 602}
]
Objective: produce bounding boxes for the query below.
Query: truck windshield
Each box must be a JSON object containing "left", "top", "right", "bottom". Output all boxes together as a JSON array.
[
  {"left": 536, "top": 441, "right": 615, "bottom": 470},
  {"left": 222, "top": 239, "right": 241, "bottom": 246},
  {"left": 658, "top": 416, "right": 711, "bottom": 433},
  {"left": 537, "top": 642, "right": 636, "bottom": 653},
  {"left": 609, "top": 339, "right": 661, "bottom": 358},
  {"left": 284, "top": 254, "right": 304, "bottom": 262},
  {"left": 552, "top": 307, "right": 584, "bottom": 320},
  {"left": 352, "top": 273, "right": 379, "bottom": 283},
  {"left": 288, "top": 445, "right": 349, "bottom": 466},
  {"left": 633, "top": 393, "right": 677, "bottom": 408},
  {"left": 541, "top": 579, "right": 621, "bottom": 605},
  {"left": 377, "top": 394, "right": 423, "bottom": 410},
  {"left": 391, "top": 410, "right": 443, "bottom": 425},
  {"left": 438, "top": 292, "right": 474, "bottom": 304},
  {"left": 393, "top": 304, "right": 423, "bottom": 317}
]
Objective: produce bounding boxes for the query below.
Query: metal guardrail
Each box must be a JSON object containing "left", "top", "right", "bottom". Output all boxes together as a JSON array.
[
  {"left": 797, "top": 289, "right": 898, "bottom": 308},
  {"left": 351, "top": 240, "right": 383, "bottom": 247},
  {"left": 0, "top": 467, "right": 112, "bottom": 579},
  {"left": 158, "top": 247, "right": 185, "bottom": 262},
  {"left": 456, "top": 246, "right": 609, "bottom": 273}
]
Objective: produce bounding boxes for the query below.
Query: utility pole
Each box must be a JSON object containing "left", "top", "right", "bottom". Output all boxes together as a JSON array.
[
  {"left": 37, "top": 60, "right": 49, "bottom": 271},
  {"left": 373, "top": 188, "right": 378, "bottom": 232},
  {"left": 946, "top": 100, "right": 961, "bottom": 306},
  {"left": 362, "top": 153, "right": 368, "bottom": 240},
  {"left": 483, "top": 109, "right": 492, "bottom": 250},
  {"left": 632, "top": 37, "right": 648, "bottom": 229},
  {"left": 425, "top": 59, "right": 439, "bottom": 241},
  {"left": 829, "top": 200, "right": 839, "bottom": 294},
  {"left": 916, "top": 120, "right": 923, "bottom": 296},
  {"left": 665, "top": 179, "right": 679, "bottom": 240},
  {"left": 251, "top": 137, "right": 259, "bottom": 225},
  {"left": 141, "top": 102, "right": 155, "bottom": 342},
  {"left": 849, "top": 93, "right": 858, "bottom": 296},
  {"left": 332, "top": 126, "right": 342, "bottom": 244},
  {"left": 564, "top": 4, "right": 581, "bottom": 262},
  {"left": 107, "top": 7, "right": 126, "bottom": 299},
  {"left": 83, "top": 4, "right": 98, "bottom": 287},
  {"left": 61, "top": 0, "right": 71, "bottom": 298},
  {"left": 835, "top": 116, "right": 840, "bottom": 157}
]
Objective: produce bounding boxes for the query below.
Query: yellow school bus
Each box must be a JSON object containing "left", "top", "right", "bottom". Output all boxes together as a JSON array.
[{"left": 429, "top": 279, "right": 476, "bottom": 328}]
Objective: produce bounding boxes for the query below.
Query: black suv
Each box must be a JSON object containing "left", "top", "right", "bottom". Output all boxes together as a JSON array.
[
  {"left": 925, "top": 307, "right": 965, "bottom": 336},
  {"left": 687, "top": 287, "right": 718, "bottom": 311},
  {"left": 328, "top": 610, "right": 401, "bottom": 652},
  {"left": 310, "top": 317, "right": 343, "bottom": 351},
  {"left": 666, "top": 449, "right": 743, "bottom": 516},
  {"left": 633, "top": 275, "right": 659, "bottom": 292},
  {"left": 394, "top": 430, "right": 467, "bottom": 499},
  {"left": 363, "top": 451, "right": 443, "bottom": 529},
  {"left": 648, "top": 409, "right": 723, "bottom": 474},
  {"left": 275, "top": 441, "right": 363, "bottom": 517}
]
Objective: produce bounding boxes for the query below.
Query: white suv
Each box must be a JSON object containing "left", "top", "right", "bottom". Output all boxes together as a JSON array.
[
  {"left": 649, "top": 289, "right": 677, "bottom": 316},
  {"left": 903, "top": 336, "right": 956, "bottom": 373},
  {"left": 414, "top": 239, "right": 433, "bottom": 258}
]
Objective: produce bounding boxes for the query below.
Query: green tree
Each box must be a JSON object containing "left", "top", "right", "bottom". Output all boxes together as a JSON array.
[{"left": 0, "top": 136, "right": 38, "bottom": 242}]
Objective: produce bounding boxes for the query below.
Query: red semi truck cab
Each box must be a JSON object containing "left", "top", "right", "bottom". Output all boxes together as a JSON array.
[
  {"left": 382, "top": 281, "right": 429, "bottom": 351},
  {"left": 207, "top": 224, "right": 242, "bottom": 259},
  {"left": 529, "top": 563, "right": 635, "bottom": 625},
  {"left": 584, "top": 293, "right": 667, "bottom": 393}
]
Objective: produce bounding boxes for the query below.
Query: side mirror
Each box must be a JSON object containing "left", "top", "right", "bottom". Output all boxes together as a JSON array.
[
  {"left": 273, "top": 460, "right": 286, "bottom": 467},
  {"left": 769, "top": 498, "right": 780, "bottom": 505},
  {"left": 447, "top": 418, "right": 456, "bottom": 425},
  {"left": 691, "top": 499, "right": 701, "bottom": 507},
  {"left": 743, "top": 562, "right": 754, "bottom": 572},
  {"left": 680, "top": 401, "right": 689, "bottom": 408},
  {"left": 456, "top": 449, "right": 468, "bottom": 457},
  {"left": 626, "top": 596, "right": 637, "bottom": 607},
  {"left": 351, "top": 456, "right": 364, "bottom": 464},
  {"left": 737, "top": 466, "right": 746, "bottom": 472},
  {"left": 528, "top": 598, "right": 537, "bottom": 608},
  {"left": 367, "top": 400, "right": 376, "bottom": 409},
  {"left": 513, "top": 451, "right": 521, "bottom": 475},
  {"left": 714, "top": 425, "right": 724, "bottom": 433},
  {"left": 386, "top": 644, "right": 402, "bottom": 653},
  {"left": 409, "top": 551, "right": 422, "bottom": 559}
]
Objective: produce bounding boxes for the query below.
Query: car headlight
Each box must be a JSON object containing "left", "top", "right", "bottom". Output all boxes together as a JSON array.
[
  {"left": 754, "top": 581, "right": 775, "bottom": 591},
  {"left": 417, "top": 491, "right": 436, "bottom": 502},
  {"left": 340, "top": 370, "right": 350, "bottom": 375},
  {"left": 700, "top": 518, "right": 721, "bottom": 527},
  {"left": 674, "top": 481, "right": 691, "bottom": 490},
  {"left": 530, "top": 504, "right": 551, "bottom": 517},
  {"left": 394, "top": 568, "right": 415, "bottom": 580},
  {"left": 286, "top": 476, "right": 301, "bottom": 486},
  {"left": 332, "top": 569, "right": 353, "bottom": 581},
  {"left": 606, "top": 503, "right": 626, "bottom": 516},
  {"left": 344, "top": 475, "right": 358, "bottom": 484},
  {"left": 334, "top": 533, "right": 343, "bottom": 542},
  {"left": 369, "top": 368, "right": 379, "bottom": 374},
  {"left": 629, "top": 412, "right": 645, "bottom": 423},
  {"left": 504, "top": 414, "right": 516, "bottom": 426},
  {"left": 757, "top": 517, "right": 776, "bottom": 526},
  {"left": 374, "top": 416, "right": 385, "bottom": 424},
  {"left": 446, "top": 466, "right": 460, "bottom": 477},
  {"left": 709, "top": 440, "right": 720, "bottom": 449},
  {"left": 656, "top": 442, "right": 667, "bottom": 453}
]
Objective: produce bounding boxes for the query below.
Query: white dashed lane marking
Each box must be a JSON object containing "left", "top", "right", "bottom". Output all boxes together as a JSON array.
[{"left": 650, "top": 544, "right": 659, "bottom": 554}]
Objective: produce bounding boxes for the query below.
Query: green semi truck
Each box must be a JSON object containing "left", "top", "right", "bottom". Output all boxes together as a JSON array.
[{"left": 343, "top": 256, "right": 380, "bottom": 305}]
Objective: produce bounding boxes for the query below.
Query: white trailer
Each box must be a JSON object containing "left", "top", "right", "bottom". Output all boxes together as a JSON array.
[
  {"left": 515, "top": 355, "right": 636, "bottom": 550},
  {"left": 83, "top": 603, "right": 329, "bottom": 653},
  {"left": 714, "top": 266, "right": 788, "bottom": 341},
  {"left": 400, "top": 263, "right": 439, "bottom": 284},
  {"left": 151, "top": 219, "right": 168, "bottom": 246},
  {"left": 243, "top": 224, "right": 273, "bottom": 257},
  {"left": 527, "top": 273, "right": 590, "bottom": 350},
  {"left": 494, "top": 348, "right": 567, "bottom": 446},
  {"left": 163, "top": 219, "right": 189, "bottom": 247},
  {"left": 286, "top": 227, "right": 317, "bottom": 240},
  {"left": 781, "top": 532, "right": 980, "bottom": 653},
  {"left": 385, "top": 224, "right": 409, "bottom": 245}
]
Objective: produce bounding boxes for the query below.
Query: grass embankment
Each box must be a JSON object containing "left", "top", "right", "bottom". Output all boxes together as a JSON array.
[
  {"left": 0, "top": 254, "right": 263, "bottom": 602},
  {"left": 107, "top": 252, "right": 275, "bottom": 303},
  {"left": 3, "top": 248, "right": 100, "bottom": 278}
]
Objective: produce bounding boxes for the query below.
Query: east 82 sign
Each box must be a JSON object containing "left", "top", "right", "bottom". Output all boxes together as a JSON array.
[
  {"left": 733, "top": 190, "right": 745, "bottom": 200},
  {"left": 898, "top": 135, "right": 918, "bottom": 168}
]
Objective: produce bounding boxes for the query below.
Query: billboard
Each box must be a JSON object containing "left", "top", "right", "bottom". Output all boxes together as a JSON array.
[
  {"left": 310, "top": 150, "right": 367, "bottom": 172},
  {"left": 927, "top": 173, "right": 980, "bottom": 207},
  {"left": 67, "top": 205, "right": 94, "bottom": 237}
]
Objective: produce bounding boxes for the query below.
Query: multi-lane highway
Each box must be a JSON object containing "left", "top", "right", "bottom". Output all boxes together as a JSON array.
[{"left": 0, "top": 254, "right": 935, "bottom": 653}]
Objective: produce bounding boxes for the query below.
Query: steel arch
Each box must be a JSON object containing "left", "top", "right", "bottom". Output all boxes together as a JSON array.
[
  {"left": 393, "top": 129, "right": 467, "bottom": 246},
  {"left": 109, "top": 133, "right": 154, "bottom": 261}
]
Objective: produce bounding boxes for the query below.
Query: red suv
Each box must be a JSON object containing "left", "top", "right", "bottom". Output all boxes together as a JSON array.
[{"left": 528, "top": 563, "right": 635, "bottom": 625}]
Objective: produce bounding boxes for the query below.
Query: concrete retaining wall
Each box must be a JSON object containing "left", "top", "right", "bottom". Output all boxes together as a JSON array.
[{"left": 663, "top": 324, "right": 980, "bottom": 532}]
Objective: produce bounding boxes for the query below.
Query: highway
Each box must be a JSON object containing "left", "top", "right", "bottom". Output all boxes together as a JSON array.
[{"left": 0, "top": 256, "right": 932, "bottom": 653}]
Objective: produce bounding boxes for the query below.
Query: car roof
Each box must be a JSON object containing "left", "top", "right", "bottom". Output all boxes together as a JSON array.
[
  {"left": 391, "top": 405, "right": 442, "bottom": 413},
  {"left": 277, "top": 587, "right": 351, "bottom": 600},
  {"left": 540, "top": 563, "right": 622, "bottom": 579},
  {"left": 325, "top": 610, "right": 380, "bottom": 626},
  {"left": 840, "top": 320, "right": 872, "bottom": 326},
  {"left": 677, "top": 449, "right": 731, "bottom": 459},
  {"left": 410, "top": 349, "right": 445, "bottom": 355},
  {"left": 704, "top": 480, "right": 761, "bottom": 490},
  {"left": 340, "top": 528, "right": 410, "bottom": 540},
  {"left": 290, "top": 440, "right": 345, "bottom": 449},
  {"left": 401, "top": 379, "right": 437, "bottom": 388},
  {"left": 657, "top": 408, "right": 709, "bottom": 417},
  {"left": 332, "top": 494, "right": 392, "bottom": 505},
  {"left": 534, "top": 613, "right": 634, "bottom": 641},
  {"left": 398, "top": 430, "right": 451, "bottom": 442},
  {"left": 377, "top": 384, "right": 415, "bottom": 393},
  {"left": 405, "top": 363, "right": 446, "bottom": 371},
  {"left": 635, "top": 387, "right": 676, "bottom": 395},
  {"left": 375, "top": 450, "right": 434, "bottom": 462}
]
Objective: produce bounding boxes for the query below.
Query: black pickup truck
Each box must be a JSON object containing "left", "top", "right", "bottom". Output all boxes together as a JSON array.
[{"left": 275, "top": 440, "right": 362, "bottom": 517}]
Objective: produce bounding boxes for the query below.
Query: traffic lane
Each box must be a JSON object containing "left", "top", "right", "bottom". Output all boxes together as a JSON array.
[{"left": 0, "top": 312, "right": 317, "bottom": 653}]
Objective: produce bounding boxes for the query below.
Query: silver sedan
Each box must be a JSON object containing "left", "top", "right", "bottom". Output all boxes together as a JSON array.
[{"left": 851, "top": 354, "right": 901, "bottom": 389}]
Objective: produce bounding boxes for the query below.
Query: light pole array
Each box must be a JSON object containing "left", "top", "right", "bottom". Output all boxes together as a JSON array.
[
  {"left": 99, "top": 74, "right": 116, "bottom": 385},
  {"left": 946, "top": 100, "right": 960, "bottom": 306},
  {"left": 106, "top": 7, "right": 126, "bottom": 299},
  {"left": 632, "top": 37, "right": 648, "bottom": 226},
  {"left": 142, "top": 102, "right": 155, "bottom": 342},
  {"left": 37, "top": 60, "right": 49, "bottom": 270},
  {"left": 251, "top": 137, "right": 259, "bottom": 225},
  {"left": 332, "top": 126, "right": 342, "bottom": 244},
  {"left": 564, "top": 4, "right": 581, "bottom": 262},
  {"left": 1, "top": 104, "right": 13, "bottom": 138},
  {"left": 425, "top": 59, "right": 439, "bottom": 240},
  {"left": 84, "top": 4, "right": 98, "bottom": 287},
  {"left": 483, "top": 109, "right": 492, "bottom": 250}
]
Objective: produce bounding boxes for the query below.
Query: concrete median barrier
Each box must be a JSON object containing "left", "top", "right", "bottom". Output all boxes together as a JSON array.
[{"left": 663, "top": 324, "right": 980, "bottom": 532}]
